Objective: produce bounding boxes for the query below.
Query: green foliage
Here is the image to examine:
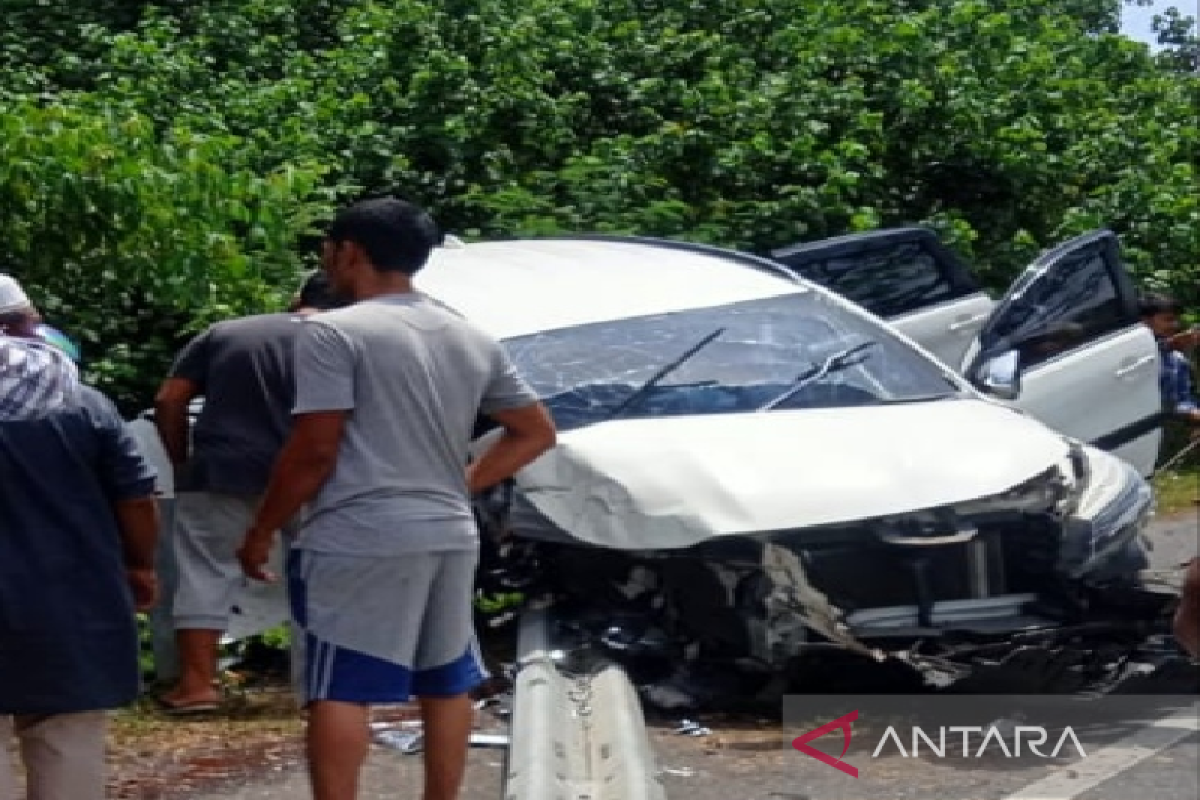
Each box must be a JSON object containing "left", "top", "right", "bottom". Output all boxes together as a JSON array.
[
  {"left": 0, "top": 99, "right": 329, "bottom": 409},
  {"left": 0, "top": 0, "right": 1197, "bottom": 406}
]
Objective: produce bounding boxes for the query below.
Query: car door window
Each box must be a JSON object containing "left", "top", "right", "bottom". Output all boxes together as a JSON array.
[
  {"left": 981, "top": 236, "right": 1134, "bottom": 370},
  {"left": 772, "top": 230, "right": 979, "bottom": 319}
]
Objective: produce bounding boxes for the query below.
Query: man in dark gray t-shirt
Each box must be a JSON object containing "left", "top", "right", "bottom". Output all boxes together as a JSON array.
[
  {"left": 238, "top": 198, "right": 556, "bottom": 800},
  {"left": 153, "top": 272, "right": 345, "bottom": 713}
]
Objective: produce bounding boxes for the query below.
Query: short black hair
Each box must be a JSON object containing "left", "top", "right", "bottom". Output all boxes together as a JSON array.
[
  {"left": 326, "top": 197, "right": 442, "bottom": 275},
  {"left": 1139, "top": 292, "right": 1184, "bottom": 317},
  {"left": 296, "top": 270, "right": 348, "bottom": 310}
]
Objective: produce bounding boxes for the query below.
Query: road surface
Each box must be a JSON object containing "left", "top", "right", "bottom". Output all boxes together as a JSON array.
[{"left": 186, "top": 512, "right": 1198, "bottom": 800}]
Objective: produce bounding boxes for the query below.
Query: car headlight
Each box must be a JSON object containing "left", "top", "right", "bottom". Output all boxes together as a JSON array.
[{"left": 1058, "top": 458, "right": 1153, "bottom": 580}]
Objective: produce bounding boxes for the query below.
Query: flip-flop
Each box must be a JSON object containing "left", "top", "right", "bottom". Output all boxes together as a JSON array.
[{"left": 155, "top": 696, "right": 222, "bottom": 715}]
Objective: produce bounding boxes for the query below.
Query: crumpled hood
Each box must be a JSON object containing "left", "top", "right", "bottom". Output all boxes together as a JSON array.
[{"left": 512, "top": 399, "right": 1071, "bottom": 550}]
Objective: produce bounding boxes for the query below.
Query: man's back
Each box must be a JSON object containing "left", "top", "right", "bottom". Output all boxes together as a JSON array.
[
  {"left": 292, "top": 293, "right": 538, "bottom": 555},
  {"left": 173, "top": 312, "right": 305, "bottom": 493},
  {"left": 0, "top": 386, "right": 156, "bottom": 713}
]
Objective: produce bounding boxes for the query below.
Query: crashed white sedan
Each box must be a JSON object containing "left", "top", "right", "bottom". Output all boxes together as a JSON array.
[
  {"left": 135, "top": 228, "right": 1178, "bottom": 697},
  {"left": 413, "top": 230, "right": 1177, "bottom": 701}
]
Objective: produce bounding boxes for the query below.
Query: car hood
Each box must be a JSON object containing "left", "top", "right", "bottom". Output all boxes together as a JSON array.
[{"left": 510, "top": 398, "right": 1072, "bottom": 550}]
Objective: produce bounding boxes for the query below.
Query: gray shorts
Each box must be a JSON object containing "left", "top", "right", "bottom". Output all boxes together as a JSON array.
[
  {"left": 172, "top": 491, "right": 289, "bottom": 631},
  {"left": 287, "top": 548, "right": 485, "bottom": 704}
]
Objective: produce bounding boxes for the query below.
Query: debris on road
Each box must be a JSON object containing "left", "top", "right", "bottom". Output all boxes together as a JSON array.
[
  {"left": 371, "top": 724, "right": 510, "bottom": 755},
  {"left": 372, "top": 726, "right": 423, "bottom": 754},
  {"left": 468, "top": 732, "right": 511, "bottom": 748},
  {"left": 673, "top": 720, "right": 713, "bottom": 737},
  {"left": 661, "top": 766, "right": 697, "bottom": 777}
]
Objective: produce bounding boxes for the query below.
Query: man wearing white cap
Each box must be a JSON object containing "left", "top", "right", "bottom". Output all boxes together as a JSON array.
[
  {"left": 0, "top": 277, "right": 161, "bottom": 799},
  {"left": 0, "top": 273, "right": 41, "bottom": 338},
  {"left": 0, "top": 274, "right": 82, "bottom": 365}
]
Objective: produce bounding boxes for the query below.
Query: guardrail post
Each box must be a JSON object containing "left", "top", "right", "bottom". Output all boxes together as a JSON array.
[{"left": 504, "top": 608, "right": 667, "bottom": 800}]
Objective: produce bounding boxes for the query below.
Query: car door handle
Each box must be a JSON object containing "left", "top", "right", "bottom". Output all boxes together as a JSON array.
[
  {"left": 1115, "top": 355, "right": 1156, "bottom": 378},
  {"left": 947, "top": 313, "right": 989, "bottom": 333}
]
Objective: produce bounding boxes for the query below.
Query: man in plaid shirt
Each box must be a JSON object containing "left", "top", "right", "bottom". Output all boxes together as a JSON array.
[
  {"left": 1140, "top": 293, "right": 1199, "bottom": 423},
  {"left": 0, "top": 275, "right": 79, "bottom": 421},
  {"left": 0, "top": 274, "right": 160, "bottom": 798}
]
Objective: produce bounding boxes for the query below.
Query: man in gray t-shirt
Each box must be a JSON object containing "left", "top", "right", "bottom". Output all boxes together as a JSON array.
[
  {"left": 153, "top": 272, "right": 345, "bottom": 713},
  {"left": 238, "top": 198, "right": 556, "bottom": 800}
]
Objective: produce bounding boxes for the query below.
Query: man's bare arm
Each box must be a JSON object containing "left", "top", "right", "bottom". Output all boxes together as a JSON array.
[
  {"left": 467, "top": 403, "right": 557, "bottom": 494},
  {"left": 154, "top": 377, "right": 199, "bottom": 466},
  {"left": 238, "top": 411, "right": 346, "bottom": 580},
  {"left": 1174, "top": 558, "right": 1200, "bottom": 659},
  {"left": 115, "top": 496, "right": 160, "bottom": 611}
]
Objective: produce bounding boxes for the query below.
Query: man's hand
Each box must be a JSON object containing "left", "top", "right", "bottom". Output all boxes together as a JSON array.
[
  {"left": 127, "top": 568, "right": 159, "bottom": 612},
  {"left": 467, "top": 403, "right": 557, "bottom": 494},
  {"left": 1170, "top": 329, "right": 1200, "bottom": 352},
  {"left": 238, "top": 529, "right": 278, "bottom": 582}
]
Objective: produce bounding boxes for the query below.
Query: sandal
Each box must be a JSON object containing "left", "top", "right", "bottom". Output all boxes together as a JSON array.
[{"left": 155, "top": 695, "right": 222, "bottom": 715}]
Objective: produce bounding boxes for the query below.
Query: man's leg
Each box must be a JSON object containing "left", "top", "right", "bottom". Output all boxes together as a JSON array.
[
  {"left": 1174, "top": 557, "right": 1200, "bottom": 658},
  {"left": 16, "top": 711, "right": 107, "bottom": 800},
  {"left": 306, "top": 700, "right": 371, "bottom": 800},
  {"left": 0, "top": 715, "right": 17, "bottom": 800},
  {"left": 413, "top": 550, "right": 487, "bottom": 800},
  {"left": 169, "top": 630, "right": 223, "bottom": 706},
  {"left": 418, "top": 695, "right": 474, "bottom": 800},
  {"left": 165, "top": 492, "right": 257, "bottom": 707},
  {"left": 293, "top": 549, "right": 411, "bottom": 799}
]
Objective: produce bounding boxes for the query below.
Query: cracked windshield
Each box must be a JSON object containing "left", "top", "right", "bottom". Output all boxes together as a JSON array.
[{"left": 504, "top": 291, "right": 963, "bottom": 430}]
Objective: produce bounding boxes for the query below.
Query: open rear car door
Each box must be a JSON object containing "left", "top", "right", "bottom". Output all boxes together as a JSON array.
[{"left": 961, "top": 230, "right": 1162, "bottom": 476}]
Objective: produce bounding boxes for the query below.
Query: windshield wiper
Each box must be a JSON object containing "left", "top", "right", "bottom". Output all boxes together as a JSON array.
[
  {"left": 605, "top": 327, "right": 725, "bottom": 421},
  {"left": 757, "top": 340, "right": 879, "bottom": 411}
]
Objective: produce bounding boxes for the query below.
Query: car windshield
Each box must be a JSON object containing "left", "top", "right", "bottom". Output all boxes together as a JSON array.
[{"left": 503, "top": 291, "right": 964, "bottom": 431}]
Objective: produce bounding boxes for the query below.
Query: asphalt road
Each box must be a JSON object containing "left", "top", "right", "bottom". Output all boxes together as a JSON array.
[{"left": 187, "top": 511, "right": 1199, "bottom": 800}]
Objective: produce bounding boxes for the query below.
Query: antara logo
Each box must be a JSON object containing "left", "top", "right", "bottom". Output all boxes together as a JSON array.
[
  {"left": 791, "top": 711, "right": 1088, "bottom": 777},
  {"left": 792, "top": 711, "right": 860, "bottom": 777}
]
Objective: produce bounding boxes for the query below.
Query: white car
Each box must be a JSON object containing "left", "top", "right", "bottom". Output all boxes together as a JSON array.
[
  {"left": 135, "top": 228, "right": 1173, "bottom": 694},
  {"left": 413, "top": 230, "right": 1169, "bottom": 697}
]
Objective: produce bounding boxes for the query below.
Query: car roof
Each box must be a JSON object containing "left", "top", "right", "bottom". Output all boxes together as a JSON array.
[{"left": 413, "top": 237, "right": 808, "bottom": 339}]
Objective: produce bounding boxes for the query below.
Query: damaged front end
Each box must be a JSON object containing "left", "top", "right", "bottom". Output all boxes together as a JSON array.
[{"left": 478, "top": 438, "right": 1182, "bottom": 707}]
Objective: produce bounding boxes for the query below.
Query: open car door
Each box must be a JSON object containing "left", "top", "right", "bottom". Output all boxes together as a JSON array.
[
  {"left": 771, "top": 228, "right": 995, "bottom": 368},
  {"left": 962, "top": 230, "right": 1162, "bottom": 476}
]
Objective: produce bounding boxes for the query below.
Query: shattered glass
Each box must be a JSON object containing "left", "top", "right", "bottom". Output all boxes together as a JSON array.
[{"left": 501, "top": 292, "right": 962, "bottom": 430}]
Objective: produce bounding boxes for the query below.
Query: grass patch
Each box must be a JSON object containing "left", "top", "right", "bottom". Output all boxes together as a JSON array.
[{"left": 1154, "top": 465, "right": 1198, "bottom": 516}]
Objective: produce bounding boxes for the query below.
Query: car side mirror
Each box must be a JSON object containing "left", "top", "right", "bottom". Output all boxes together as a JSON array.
[{"left": 971, "top": 349, "right": 1023, "bottom": 400}]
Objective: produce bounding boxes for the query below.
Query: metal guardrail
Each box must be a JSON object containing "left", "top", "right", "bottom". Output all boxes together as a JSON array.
[{"left": 504, "top": 608, "right": 668, "bottom": 800}]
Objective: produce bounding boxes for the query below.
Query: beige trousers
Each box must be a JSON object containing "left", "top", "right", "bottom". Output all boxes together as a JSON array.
[{"left": 0, "top": 712, "right": 107, "bottom": 800}]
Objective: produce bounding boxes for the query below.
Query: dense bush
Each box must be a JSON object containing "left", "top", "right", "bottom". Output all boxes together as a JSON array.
[
  {"left": 0, "top": 0, "right": 1196, "bottom": 406},
  {"left": 0, "top": 100, "right": 330, "bottom": 409}
]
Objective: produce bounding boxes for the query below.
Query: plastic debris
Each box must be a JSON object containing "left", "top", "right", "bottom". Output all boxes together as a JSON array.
[
  {"left": 661, "top": 766, "right": 697, "bottom": 777},
  {"left": 373, "top": 728, "right": 424, "bottom": 754},
  {"left": 373, "top": 723, "right": 509, "bottom": 754},
  {"left": 673, "top": 719, "right": 712, "bottom": 737},
  {"left": 469, "top": 732, "right": 511, "bottom": 748}
]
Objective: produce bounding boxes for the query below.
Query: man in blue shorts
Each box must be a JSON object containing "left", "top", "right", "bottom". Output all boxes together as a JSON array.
[{"left": 237, "top": 198, "right": 556, "bottom": 800}]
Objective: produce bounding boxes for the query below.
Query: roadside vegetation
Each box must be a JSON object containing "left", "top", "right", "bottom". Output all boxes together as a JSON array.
[
  {"left": 1155, "top": 466, "right": 1197, "bottom": 516},
  {"left": 0, "top": 0, "right": 1197, "bottom": 410},
  {"left": 1154, "top": 426, "right": 1199, "bottom": 515}
]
